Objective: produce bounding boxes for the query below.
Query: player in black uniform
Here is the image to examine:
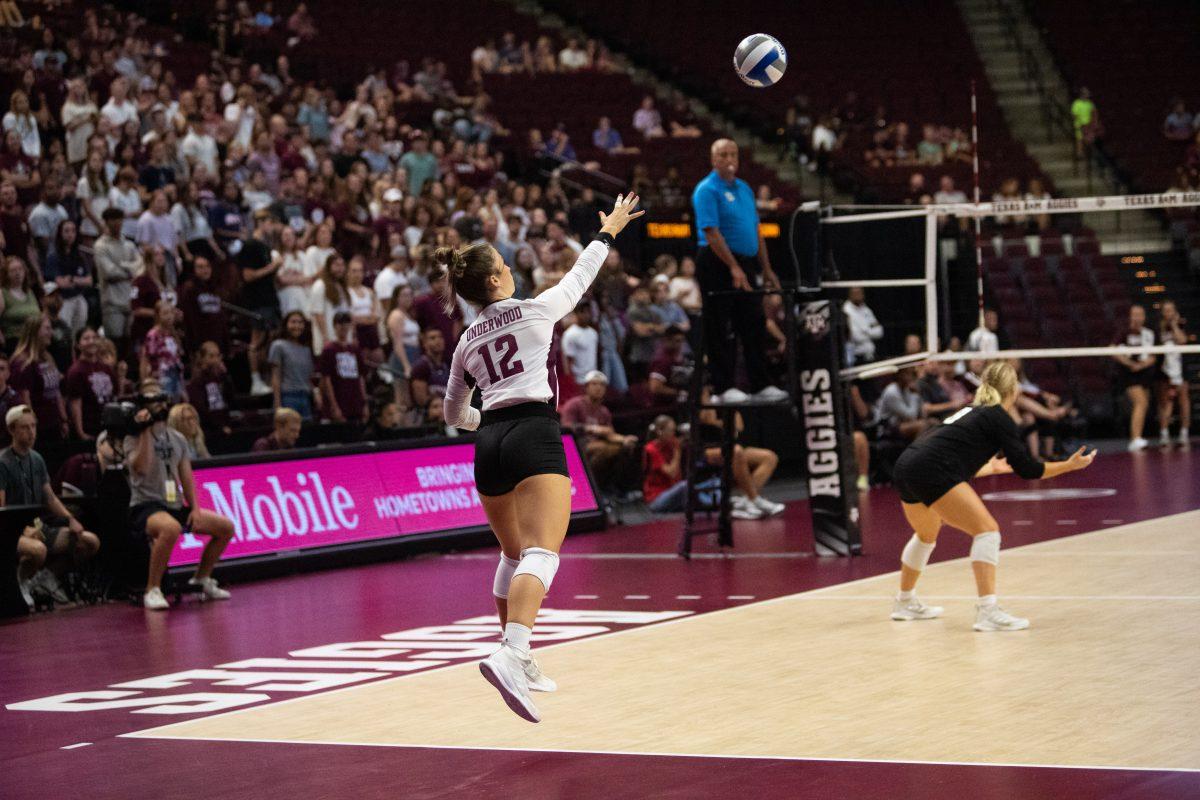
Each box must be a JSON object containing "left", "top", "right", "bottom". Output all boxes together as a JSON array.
[{"left": 889, "top": 361, "right": 1096, "bottom": 631}]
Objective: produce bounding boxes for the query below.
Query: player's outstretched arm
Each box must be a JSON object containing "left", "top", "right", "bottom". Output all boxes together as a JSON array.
[
  {"left": 534, "top": 194, "right": 644, "bottom": 320},
  {"left": 1039, "top": 446, "right": 1096, "bottom": 479}
]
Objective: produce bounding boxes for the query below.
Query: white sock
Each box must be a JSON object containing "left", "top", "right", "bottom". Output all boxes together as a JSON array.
[
  {"left": 1181, "top": 427, "right": 1190, "bottom": 438},
  {"left": 978, "top": 594, "right": 997, "bottom": 608},
  {"left": 897, "top": 589, "right": 914, "bottom": 601},
  {"left": 504, "top": 622, "right": 532, "bottom": 654},
  {"left": 1161, "top": 428, "right": 1170, "bottom": 440}
]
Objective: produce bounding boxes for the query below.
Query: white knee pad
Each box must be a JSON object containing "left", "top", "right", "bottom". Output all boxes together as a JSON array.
[
  {"left": 900, "top": 534, "right": 936, "bottom": 571},
  {"left": 492, "top": 553, "right": 520, "bottom": 599},
  {"left": 970, "top": 531, "right": 1001, "bottom": 566},
  {"left": 513, "top": 547, "right": 560, "bottom": 593}
]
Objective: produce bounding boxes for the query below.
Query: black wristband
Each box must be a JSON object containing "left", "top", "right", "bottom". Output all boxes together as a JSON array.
[{"left": 596, "top": 231, "right": 616, "bottom": 248}]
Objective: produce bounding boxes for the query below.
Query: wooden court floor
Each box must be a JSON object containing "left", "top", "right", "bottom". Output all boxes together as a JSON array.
[{"left": 127, "top": 511, "right": 1200, "bottom": 772}]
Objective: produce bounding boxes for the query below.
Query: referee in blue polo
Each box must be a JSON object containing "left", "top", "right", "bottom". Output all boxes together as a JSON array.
[{"left": 692, "top": 138, "right": 785, "bottom": 403}]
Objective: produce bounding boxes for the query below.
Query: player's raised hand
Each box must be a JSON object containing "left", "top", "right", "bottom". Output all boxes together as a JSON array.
[{"left": 599, "top": 193, "right": 644, "bottom": 236}]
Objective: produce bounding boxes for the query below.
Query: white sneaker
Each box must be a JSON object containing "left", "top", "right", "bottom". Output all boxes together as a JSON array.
[
  {"left": 716, "top": 388, "right": 750, "bottom": 404},
  {"left": 891, "top": 595, "right": 944, "bottom": 621},
  {"left": 143, "top": 587, "right": 170, "bottom": 610},
  {"left": 751, "top": 495, "right": 786, "bottom": 516},
  {"left": 18, "top": 578, "right": 34, "bottom": 609},
  {"left": 479, "top": 644, "right": 541, "bottom": 722},
  {"left": 189, "top": 576, "right": 231, "bottom": 601},
  {"left": 1128, "top": 437, "right": 1149, "bottom": 452},
  {"left": 1180, "top": 432, "right": 1191, "bottom": 450},
  {"left": 35, "top": 570, "right": 70, "bottom": 605},
  {"left": 973, "top": 603, "right": 1030, "bottom": 632},
  {"left": 250, "top": 374, "right": 272, "bottom": 396},
  {"left": 731, "top": 495, "right": 765, "bottom": 520},
  {"left": 753, "top": 385, "right": 790, "bottom": 402},
  {"left": 1159, "top": 433, "right": 1172, "bottom": 448},
  {"left": 523, "top": 654, "right": 557, "bottom": 693}
]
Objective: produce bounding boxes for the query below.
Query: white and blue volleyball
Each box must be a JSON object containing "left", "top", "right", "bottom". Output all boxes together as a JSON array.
[{"left": 733, "top": 33, "right": 787, "bottom": 88}]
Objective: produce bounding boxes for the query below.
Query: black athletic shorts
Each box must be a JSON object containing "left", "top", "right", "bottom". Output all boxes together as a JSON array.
[
  {"left": 474, "top": 402, "right": 569, "bottom": 497},
  {"left": 891, "top": 448, "right": 961, "bottom": 506},
  {"left": 131, "top": 501, "right": 190, "bottom": 538}
]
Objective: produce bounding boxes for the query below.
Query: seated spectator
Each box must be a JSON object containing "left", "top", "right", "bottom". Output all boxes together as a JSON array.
[
  {"left": 558, "top": 38, "right": 589, "bottom": 72},
  {"left": 10, "top": 315, "right": 67, "bottom": 445},
  {"left": 270, "top": 311, "right": 317, "bottom": 420},
  {"left": 0, "top": 255, "right": 42, "bottom": 349},
  {"left": 177, "top": 257, "right": 228, "bottom": 354},
  {"left": 934, "top": 175, "right": 968, "bottom": 205},
  {"left": 1012, "top": 358, "right": 1075, "bottom": 458},
  {"left": 140, "top": 300, "right": 184, "bottom": 401},
  {"left": 669, "top": 255, "right": 702, "bottom": 316},
  {"left": 409, "top": 326, "right": 449, "bottom": 408},
  {"left": 651, "top": 277, "right": 690, "bottom": 332},
  {"left": 363, "top": 398, "right": 407, "bottom": 441},
  {"left": 1163, "top": 102, "right": 1194, "bottom": 141},
  {"left": 647, "top": 325, "right": 689, "bottom": 405},
  {"left": 967, "top": 307, "right": 1003, "bottom": 354},
  {"left": 625, "top": 284, "right": 665, "bottom": 382},
  {"left": 755, "top": 184, "right": 781, "bottom": 213},
  {"left": 253, "top": 407, "right": 303, "bottom": 452},
  {"left": 320, "top": 311, "right": 368, "bottom": 424},
  {"left": 917, "top": 359, "right": 969, "bottom": 421},
  {"left": 916, "top": 124, "right": 944, "bottom": 165},
  {"left": 0, "top": 355, "right": 17, "bottom": 447},
  {"left": 43, "top": 219, "right": 90, "bottom": 336},
  {"left": 666, "top": 95, "right": 703, "bottom": 139},
  {"left": 1024, "top": 178, "right": 1052, "bottom": 231},
  {"left": 592, "top": 116, "right": 639, "bottom": 155},
  {"left": 543, "top": 125, "right": 577, "bottom": 163},
  {"left": 561, "top": 302, "right": 599, "bottom": 384},
  {"left": 63, "top": 327, "right": 116, "bottom": 441},
  {"left": 168, "top": 402, "right": 211, "bottom": 460},
  {"left": 643, "top": 414, "right": 715, "bottom": 513},
  {"left": 126, "top": 380, "right": 235, "bottom": 610},
  {"left": 633, "top": 96, "right": 665, "bottom": 139},
  {"left": 992, "top": 177, "right": 1026, "bottom": 227},
  {"left": 186, "top": 341, "right": 234, "bottom": 436},
  {"left": 696, "top": 389, "right": 785, "bottom": 517},
  {"left": 1, "top": 404, "right": 99, "bottom": 608},
  {"left": 876, "top": 366, "right": 933, "bottom": 441},
  {"left": 843, "top": 286, "right": 884, "bottom": 365},
  {"left": 561, "top": 370, "right": 638, "bottom": 491}
]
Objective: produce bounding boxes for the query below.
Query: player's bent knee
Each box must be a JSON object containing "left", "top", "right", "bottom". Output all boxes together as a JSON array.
[
  {"left": 900, "top": 534, "right": 936, "bottom": 571},
  {"left": 492, "top": 552, "right": 520, "bottom": 598},
  {"left": 970, "top": 531, "right": 1001, "bottom": 565},
  {"left": 513, "top": 547, "right": 560, "bottom": 593}
]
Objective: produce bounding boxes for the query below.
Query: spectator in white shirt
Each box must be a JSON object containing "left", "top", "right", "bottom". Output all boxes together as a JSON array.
[
  {"left": 60, "top": 79, "right": 98, "bottom": 168},
  {"left": 373, "top": 256, "right": 409, "bottom": 313},
  {"left": 633, "top": 96, "right": 665, "bottom": 139},
  {"left": 561, "top": 301, "right": 600, "bottom": 384},
  {"left": 842, "top": 286, "right": 884, "bottom": 365},
  {"left": 559, "top": 38, "right": 590, "bottom": 72},
  {"left": 224, "top": 84, "right": 258, "bottom": 151},
  {"left": 100, "top": 77, "right": 139, "bottom": 130},
  {"left": 180, "top": 116, "right": 219, "bottom": 176},
  {"left": 3, "top": 90, "right": 41, "bottom": 160},
  {"left": 967, "top": 308, "right": 1001, "bottom": 354}
]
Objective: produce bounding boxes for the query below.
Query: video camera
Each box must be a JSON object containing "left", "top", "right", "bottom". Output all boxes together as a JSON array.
[{"left": 100, "top": 392, "right": 170, "bottom": 439}]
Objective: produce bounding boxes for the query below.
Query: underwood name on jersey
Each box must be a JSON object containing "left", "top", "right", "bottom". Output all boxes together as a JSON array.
[{"left": 463, "top": 306, "right": 524, "bottom": 343}]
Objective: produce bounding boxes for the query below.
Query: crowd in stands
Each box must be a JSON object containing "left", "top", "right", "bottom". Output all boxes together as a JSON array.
[{"left": 1163, "top": 98, "right": 1200, "bottom": 191}]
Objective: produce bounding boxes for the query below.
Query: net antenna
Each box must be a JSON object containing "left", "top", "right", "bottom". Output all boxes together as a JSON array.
[{"left": 971, "top": 79, "right": 985, "bottom": 331}]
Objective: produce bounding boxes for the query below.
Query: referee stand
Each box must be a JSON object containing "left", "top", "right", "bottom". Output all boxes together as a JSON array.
[{"left": 677, "top": 286, "right": 800, "bottom": 557}]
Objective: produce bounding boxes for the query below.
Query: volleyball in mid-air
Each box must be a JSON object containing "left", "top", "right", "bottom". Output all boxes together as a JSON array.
[{"left": 733, "top": 33, "right": 787, "bottom": 88}]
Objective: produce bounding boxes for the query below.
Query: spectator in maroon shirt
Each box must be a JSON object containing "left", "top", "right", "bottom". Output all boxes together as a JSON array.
[
  {"left": 63, "top": 327, "right": 116, "bottom": 441},
  {"left": 252, "top": 407, "right": 303, "bottom": 452},
  {"left": 0, "top": 131, "right": 41, "bottom": 208},
  {"left": 129, "top": 245, "right": 170, "bottom": 351},
  {"left": 647, "top": 325, "right": 688, "bottom": 406},
  {"left": 0, "top": 181, "right": 35, "bottom": 268},
  {"left": 187, "top": 341, "right": 235, "bottom": 436},
  {"left": 560, "top": 370, "right": 637, "bottom": 490},
  {"left": 413, "top": 265, "right": 463, "bottom": 349},
  {"left": 10, "top": 315, "right": 68, "bottom": 443},
  {"left": 319, "top": 311, "right": 367, "bottom": 423},
  {"left": 372, "top": 187, "right": 407, "bottom": 257},
  {"left": 177, "top": 256, "right": 228, "bottom": 353},
  {"left": 409, "top": 326, "right": 449, "bottom": 409}
]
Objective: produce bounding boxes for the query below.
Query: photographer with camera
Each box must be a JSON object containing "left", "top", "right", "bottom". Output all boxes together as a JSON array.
[{"left": 123, "top": 380, "right": 235, "bottom": 610}]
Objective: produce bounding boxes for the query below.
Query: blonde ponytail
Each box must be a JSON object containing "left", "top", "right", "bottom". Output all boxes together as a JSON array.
[{"left": 972, "top": 360, "right": 1017, "bottom": 407}]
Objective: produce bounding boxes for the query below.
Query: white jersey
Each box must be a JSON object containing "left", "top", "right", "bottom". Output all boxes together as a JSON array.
[
  {"left": 444, "top": 240, "right": 609, "bottom": 430},
  {"left": 1160, "top": 326, "right": 1184, "bottom": 384}
]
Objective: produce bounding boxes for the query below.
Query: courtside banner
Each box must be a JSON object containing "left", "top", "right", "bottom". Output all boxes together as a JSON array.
[{"left": 169, "top": 436, "right": 598, "bottom": 566}]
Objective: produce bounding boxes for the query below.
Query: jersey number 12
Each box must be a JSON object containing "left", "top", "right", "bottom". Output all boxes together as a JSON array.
[{"left": 477, "top": 334, "right": 525, "bottom": 382}]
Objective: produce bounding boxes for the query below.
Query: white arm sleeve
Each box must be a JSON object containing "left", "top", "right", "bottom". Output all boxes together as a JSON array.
[
  {"left": 443, "top": 344, "right": 481, "bottom": 431},
  {"left": 528, "top": 240, "right": 609, "bottom": 321}
]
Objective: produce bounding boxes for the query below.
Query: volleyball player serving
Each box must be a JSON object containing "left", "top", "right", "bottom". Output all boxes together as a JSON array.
[
  {"left": 441, "top": 193, "right": 643, "bottom": 722},
  {"left": 889, "top": 361, "right": 1096, "bottom": 631}
]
